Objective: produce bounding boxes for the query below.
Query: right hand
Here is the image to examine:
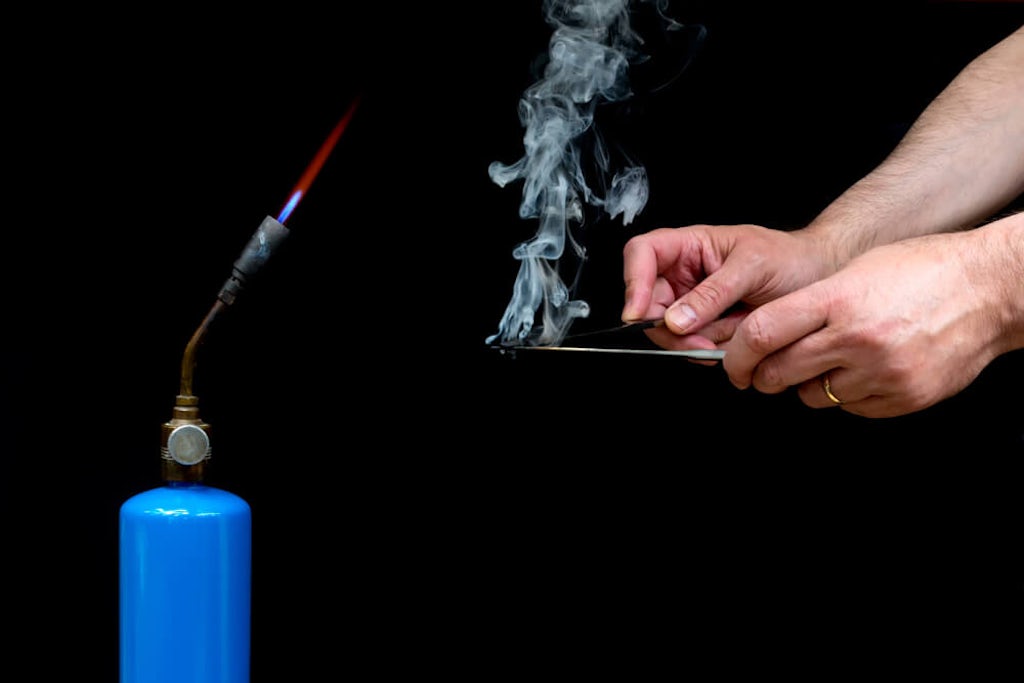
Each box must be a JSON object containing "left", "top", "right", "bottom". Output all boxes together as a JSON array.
[{"left": 621, "top": 224, "right": 837, "bottom": 351}]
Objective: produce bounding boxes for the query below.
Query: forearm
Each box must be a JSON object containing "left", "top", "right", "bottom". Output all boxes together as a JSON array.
[
  {"left": 804, "top": 25, "right": 1024, "bottom": 268},
  {"left": 970, "top": 210, "right": 1024, "bottom": 356}
]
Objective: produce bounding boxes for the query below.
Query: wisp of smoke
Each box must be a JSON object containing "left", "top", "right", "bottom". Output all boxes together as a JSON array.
[{"left": 486, "top": 0, "right": 667, "bottom": 348}]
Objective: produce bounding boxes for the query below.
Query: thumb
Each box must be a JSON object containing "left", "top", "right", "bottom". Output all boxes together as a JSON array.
[{"left": 664, "top": 269, "right": 749, "bottom": 335}]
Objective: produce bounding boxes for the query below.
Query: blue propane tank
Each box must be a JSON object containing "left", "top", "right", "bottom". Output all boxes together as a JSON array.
[{"left": 120, "top": 396, "right": 251, "bottom": 683}]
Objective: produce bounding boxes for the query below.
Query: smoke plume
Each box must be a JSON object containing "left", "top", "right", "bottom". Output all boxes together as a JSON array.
[{"left": 486, "top": 0, "right": 657, "bottom": 347}]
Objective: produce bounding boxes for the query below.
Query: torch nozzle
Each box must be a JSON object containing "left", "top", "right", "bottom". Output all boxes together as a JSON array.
[{"left": 217, "top": 215, "right": 291, "bottom": 306}]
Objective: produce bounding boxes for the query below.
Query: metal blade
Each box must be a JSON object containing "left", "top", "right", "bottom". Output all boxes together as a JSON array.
[{"left": 507, "top": 345, "right": 725, "bottom": 360}]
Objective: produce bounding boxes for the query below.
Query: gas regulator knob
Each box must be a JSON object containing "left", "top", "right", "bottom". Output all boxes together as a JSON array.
[{"left": 167, "top": 424, "right": 210, "bottom": 466}]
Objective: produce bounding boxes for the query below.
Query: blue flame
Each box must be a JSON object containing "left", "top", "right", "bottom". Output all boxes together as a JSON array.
[{"left": 276, "top": 190, "right": 303, "bottom": 224}]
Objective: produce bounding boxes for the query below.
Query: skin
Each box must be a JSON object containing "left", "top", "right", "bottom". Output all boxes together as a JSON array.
[{"left": 621, "top": 25, "right": 1024, "bottom": 418}]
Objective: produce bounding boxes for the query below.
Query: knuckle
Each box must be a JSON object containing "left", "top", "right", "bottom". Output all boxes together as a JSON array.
[{"left": 739, "top": 309, "right": 777, "bottom": 356}]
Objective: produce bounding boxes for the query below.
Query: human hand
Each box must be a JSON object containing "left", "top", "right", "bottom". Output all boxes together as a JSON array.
[
  {"left": 722, "top": 229, "right": 1018, "bottom": 417},
  {"left": 621, "top": 224, "right": 836, "bottom": 353}
]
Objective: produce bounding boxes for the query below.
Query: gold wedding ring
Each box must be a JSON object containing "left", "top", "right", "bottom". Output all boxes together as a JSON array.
[{"left": 822, "top": 373, "right": 844, "bottom": 405}]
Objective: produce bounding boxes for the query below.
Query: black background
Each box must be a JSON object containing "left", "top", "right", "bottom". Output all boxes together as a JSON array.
[{"left": 5, "top": 1, "right": 1024, "bottom": 679}]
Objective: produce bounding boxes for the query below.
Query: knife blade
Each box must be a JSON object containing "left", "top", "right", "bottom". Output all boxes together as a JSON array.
[{"left": 513, "top": 346, "right": 725, "bottom": 360}]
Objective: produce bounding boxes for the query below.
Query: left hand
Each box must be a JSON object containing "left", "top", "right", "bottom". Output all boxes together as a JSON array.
[{"left": 721, "top": 231, "right": 1008, "bottom": 417}]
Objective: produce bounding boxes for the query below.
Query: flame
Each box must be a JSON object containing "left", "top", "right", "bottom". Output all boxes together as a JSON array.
[{"left": 276, "top": 94, "right": 361, "bottom": 224}]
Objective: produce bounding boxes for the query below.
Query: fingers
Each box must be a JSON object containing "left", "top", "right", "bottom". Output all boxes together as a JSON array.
[
  {"left": 796, "top": 372, "right": 903, "bottom": 418},
  {"left": 623, "top": 226, "right": 758, "bottom": 334},
  {"left": 622, "top": 228, "right": 689, "bottom": 321},
  {"left": 722, "top": 284, "right": 831, "bottom": 389},
  {"left": 799, "top": 372, "right": 849, "bottom": 409},
  {"left": 660, "top": 269, "right": 743, "bottom": 335},
  {"left": 690, "top": 307, "right": 747, "bottom": 346}
]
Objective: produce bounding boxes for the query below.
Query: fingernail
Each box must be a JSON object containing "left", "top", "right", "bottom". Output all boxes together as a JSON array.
[
  {"left": 667, "top": 303, "right": 697, "bottom": 332},
  {"left": 621, "top": 298, "right": 640, "bottom": 322}
]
